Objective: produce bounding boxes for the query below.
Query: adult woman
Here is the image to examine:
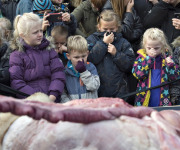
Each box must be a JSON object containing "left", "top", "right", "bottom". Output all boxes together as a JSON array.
[
  {"left": 143, "top": 0, "right": 180, "bottom": 44},
  {"left": 71, "top": 0, "right": 105, "bottom": 37}
]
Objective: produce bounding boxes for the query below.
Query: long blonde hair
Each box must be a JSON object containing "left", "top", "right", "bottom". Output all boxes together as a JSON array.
[
  {"left": 142, "top": 28, "right": 172, "bottom": 56},
  {"left": 10, "top": 13, "right": 42, "bottom": 51}
]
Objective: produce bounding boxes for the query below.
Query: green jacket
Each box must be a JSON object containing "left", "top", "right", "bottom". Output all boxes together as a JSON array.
[{"left": 71, "top": 0, "right": 99, "bottom": 37}]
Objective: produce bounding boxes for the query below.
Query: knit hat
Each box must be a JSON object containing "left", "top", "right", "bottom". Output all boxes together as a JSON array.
[{"left": 33, "top": 0, "right": 55, "bottom": 12}]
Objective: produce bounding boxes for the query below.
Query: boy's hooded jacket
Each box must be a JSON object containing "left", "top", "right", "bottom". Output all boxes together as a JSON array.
[
  {"left": 9, "top": 38, "right": 65, "bottom": 99},
  {"left": 87, "top": 32, "right": 135, "bottom": 98},
  {"left": 132, "top": 49, "right": 179, "bottom": 106},
  {"left": 61, "top": 61, "right": 100, "bottom": 102}
]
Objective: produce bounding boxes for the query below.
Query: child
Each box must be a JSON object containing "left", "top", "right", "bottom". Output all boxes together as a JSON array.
[
  {"left": 87, "top": 10, "right": 135, "bottom": 99},
  {"left": 51, "top": 25, "right": 68, "bottom": 66},
  {"left": 0, "top": 17, "right": 12, "bottom": 43},
  {"left": 132, "top": 28, "right": 179, "bottom": 107},
  {"left": 170, "top": 36, "right": 180, "bottom": 105},
  {"left": 9, "top": 13, "right": 66, "bottom": 102},
  {"left": 32, "top": 0, "right": 77, "bottom": 36},
  {"left": 61, "top": 35, "right": 100, "bottom": 102}
]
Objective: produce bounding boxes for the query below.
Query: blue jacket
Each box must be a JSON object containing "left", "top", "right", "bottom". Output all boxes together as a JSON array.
[
  {"left": 61, "top": 61, "right": 100, "bottom": 102},
  {"left": 87, "top": 32, "right": 135, "bottom": 98},
  {"left": 16, "top": 0, "right": 33, "bottom": 15}
]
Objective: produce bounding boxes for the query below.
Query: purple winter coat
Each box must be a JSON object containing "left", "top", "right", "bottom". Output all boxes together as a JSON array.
[{"left": 9, "top": 38, "right": 65, "bottom": 99}]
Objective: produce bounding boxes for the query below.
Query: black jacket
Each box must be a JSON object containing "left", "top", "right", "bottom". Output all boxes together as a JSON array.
[
  {"left": 143, "top": 0, "right": 180, "bottom": 44},
  {"left": 1, "top": 0, "right": 19, "bottom": 24},
  {"left": 134, "top": 0, "right": 154, "bottom": 25},
  {"left": 0, "top": 43, "right": 15, "bottom": 96},
  {"left": 87, "top": 32, "right": 135, "bottom": 98}
]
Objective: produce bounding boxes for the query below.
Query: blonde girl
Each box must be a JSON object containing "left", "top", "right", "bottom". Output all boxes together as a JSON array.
[
  {"left": 132, "top": 28, "right": 179, "bottom": 107},
  {"left": 87, "top": 10, "right": 135, "bottom": 98},
  {"left": 9, "top": 13, "right": 65, "bottom": 102}
]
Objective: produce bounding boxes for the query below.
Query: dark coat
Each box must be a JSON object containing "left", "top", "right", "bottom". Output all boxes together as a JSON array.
[
  {"left": 143, "top": 0, "right": 180, "bottom": 43},
  {"left": 71, "top": 0, "right": 99, "bottom": 37},
  {"left": 134, "top": 0, "right": 154, "bottom": 25},
  {"left": 0, "top": 43, "right": 16, "bottom": 97},
  {"left": 1, "top": 0, "right": 19, "bottom": 24},
  {"left": 16, "top": 0, "right": 33, "bottom": 15},
  {"left": 9, "top": 38, "right": 66, "bottom": 99},
  {"left": 87, "top": 32, "right": 135, "bottom": 98}
]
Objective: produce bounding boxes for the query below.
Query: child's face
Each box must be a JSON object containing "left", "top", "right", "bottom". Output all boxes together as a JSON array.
[
  {"left": 21, "top": 23, "right": 43, "bottom": 47},
  {"left": 98, "top": 19, "right": 118, "bottom": 33},
  {"left": 67, "top": 51, "right": 88, "bottom": 67},
  {"left": 145, "top": 39, "right": 163, "bottom": 58},
  {"left": 54, "top": 35, "right": 67, "bottom": 49}
]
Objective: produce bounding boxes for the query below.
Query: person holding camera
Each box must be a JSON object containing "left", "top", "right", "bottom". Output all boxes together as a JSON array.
[
  {"left": 143, "top": 0, "right": 180, "bottom": 44},
  {"left": 87, "top": 10, "right": 135, "bottom": 99},
  {"left": 32, "top": 0, "right": 77, "bottom": 36}
]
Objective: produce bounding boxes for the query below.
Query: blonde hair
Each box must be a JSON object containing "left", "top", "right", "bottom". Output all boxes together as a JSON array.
[
  {"left": 10, "top": 13, "right": 42, "bottom": 51},
  {"left": 97, "top": 10, "right": 121, "bottom": 30},
  {"left": 0, "top": 17, "right": 12, "bottom": 41},
  {"left": 67, "top": 35, "right": 88, "bottom": 54},
  {"left": 142, "top": 28, "right": 172, "bottom": 56}
]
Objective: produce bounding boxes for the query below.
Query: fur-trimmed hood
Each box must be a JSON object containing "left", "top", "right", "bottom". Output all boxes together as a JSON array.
[{"left": 172, "top": 36, "right": 180, "bottom": 49}]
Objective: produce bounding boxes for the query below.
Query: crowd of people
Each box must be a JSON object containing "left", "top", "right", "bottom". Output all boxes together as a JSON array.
[{"left": 0, "top": 0, "right": 180, "bottom": 107}]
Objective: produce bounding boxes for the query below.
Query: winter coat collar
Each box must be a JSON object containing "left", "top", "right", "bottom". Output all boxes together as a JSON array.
[
  {"left": 93, "top": 31, "right": 122, "bottom": 40},
  {"left": 22, "top": 37, "right": 50, "bottom": 51}
]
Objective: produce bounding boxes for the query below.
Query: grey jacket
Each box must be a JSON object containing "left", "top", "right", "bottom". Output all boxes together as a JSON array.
[{"left": 61, "top": 61, "right": 100, "bottom": 103}]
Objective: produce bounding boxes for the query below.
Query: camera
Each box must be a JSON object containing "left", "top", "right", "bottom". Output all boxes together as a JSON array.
[{"left": 47, "top": 13, "right": 62, "bottom": 22}]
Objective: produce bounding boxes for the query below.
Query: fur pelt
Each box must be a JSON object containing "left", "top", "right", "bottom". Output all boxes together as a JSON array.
[{"left": 0, "top": 92, "right": 51, "bottom": 150}]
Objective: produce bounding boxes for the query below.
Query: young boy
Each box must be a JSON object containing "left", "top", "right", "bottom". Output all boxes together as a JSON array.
[
  {"left": 61, "top": 35, "right": 100, "bottom": 103},
  {"left": 51, "top": 25, "right": 68, "bottom": 66}
]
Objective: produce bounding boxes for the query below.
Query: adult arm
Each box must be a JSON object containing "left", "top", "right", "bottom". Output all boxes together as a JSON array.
[{"left": 143, "top": 1, "right": 172, "bottom": 29}]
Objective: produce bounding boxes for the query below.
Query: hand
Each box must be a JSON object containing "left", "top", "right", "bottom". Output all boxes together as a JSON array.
[
  {"left": 149, "top": 0, "right": 158, "bottom": 5},
  {"left": 56, "top": 45, "right": 67, "bottom": 54},
  {"left": 49, "top": 95, "right": 56, "bottom": 102},
  {"left": 172, "top": 18, "right": 180, "bottom": 30},
  {"left": 75, "top": 60, "right": 86, "bottom": 73},
  {"left": 62, "top": 13, "right": 71, "bottom": 22},
  {"left": 42, "top": 12, "right": 50, "bottom": 31},
  {"left": 51, "top": 0, "right": 63, "bottom": 4},
  {"left": 108, "top": 43, "right": 117, "bottom": 56},
  {"left": 165, "top": 56, "right": 174, "bottom": 64},
  {"left": 126, "top": 0, "right": 134, "bottom": 13},
  {"left": 103, "top": 32, "right": 114, "bottom": 44}
]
